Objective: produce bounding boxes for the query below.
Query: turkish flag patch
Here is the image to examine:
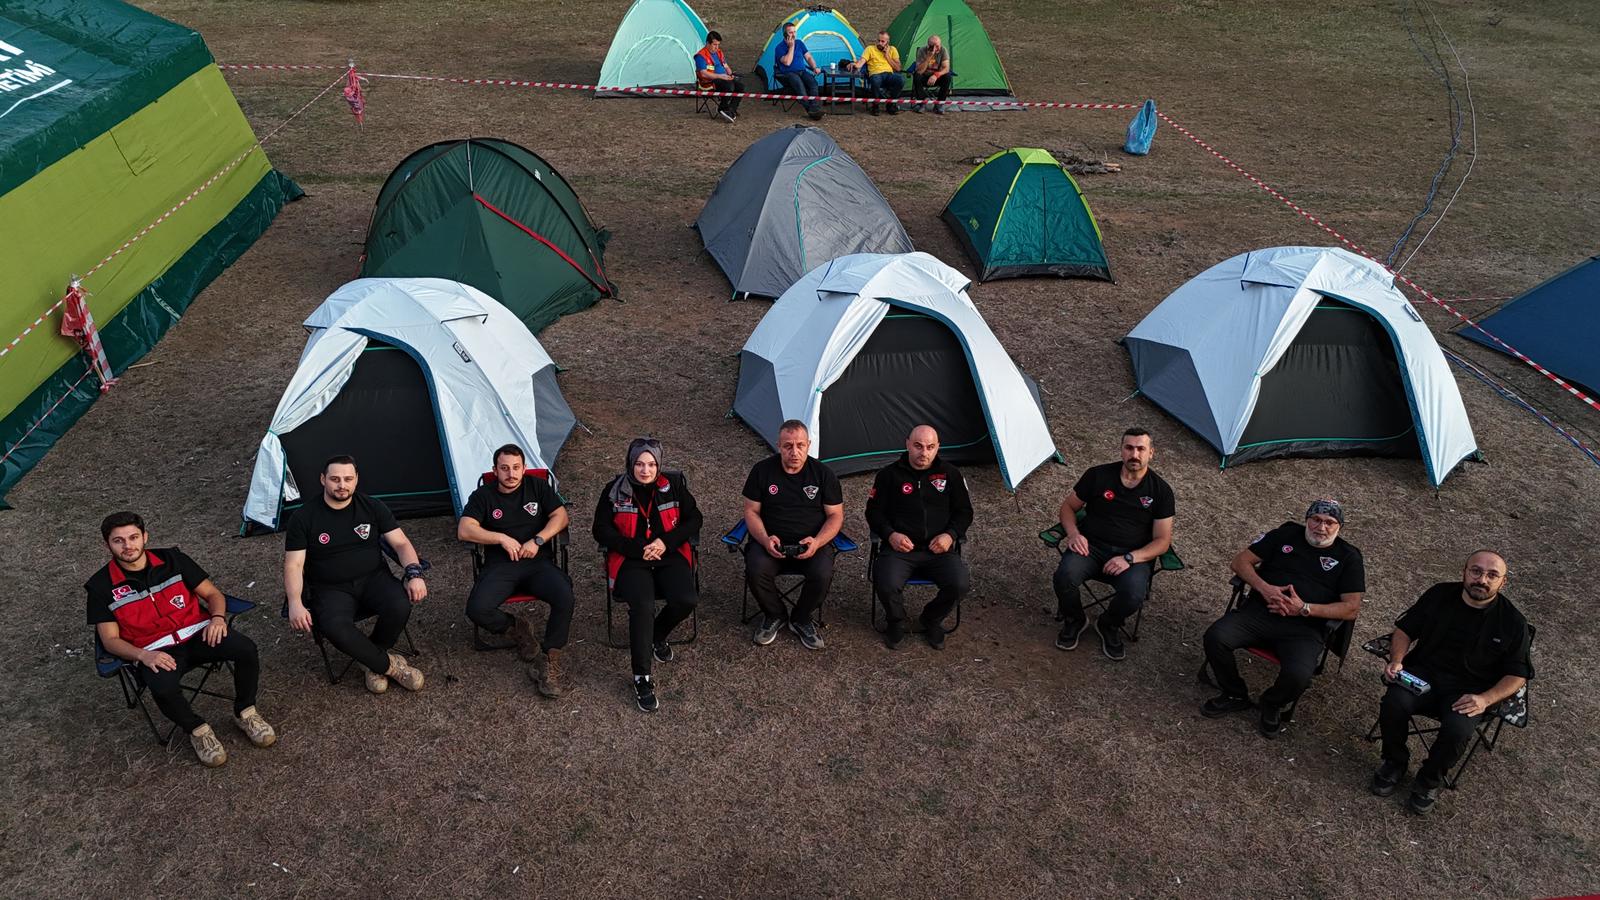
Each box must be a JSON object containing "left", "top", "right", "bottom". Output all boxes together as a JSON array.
[
  {"left": 901, "top": 483, "right": 914, "bottom": 494},
  {"left": 1103, "top": 490, "right": 1116, "bottom": 501}
]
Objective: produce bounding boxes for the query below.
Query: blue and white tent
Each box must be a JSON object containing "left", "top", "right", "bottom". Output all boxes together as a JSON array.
[
  {"left": 734, "top": 252, "right": 1055, "bottom": 489},
  {"left": 1124, "top": 246, "right": 1478, "bottom": 486},
  {"left": 752, "top": 7, "right": 866, "bottom": 90}
]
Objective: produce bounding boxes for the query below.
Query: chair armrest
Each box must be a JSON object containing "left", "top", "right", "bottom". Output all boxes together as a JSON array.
[{"left": 1359, "top": 633, "right": 1393, "bottom": 661}]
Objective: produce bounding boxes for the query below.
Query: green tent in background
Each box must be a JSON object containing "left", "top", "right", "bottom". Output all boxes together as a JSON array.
[
  {"left": 0, "top": 0, "right": 300, "bottom": 507},
  {"left": 888, "top": 0, "right": 1013, "bottom": 96},
  {"left": 360, "top": 138, "right": 614, "bottom": 335},
  {"left": 941, "top": 148, "right": 1112, "bottom": 282}
]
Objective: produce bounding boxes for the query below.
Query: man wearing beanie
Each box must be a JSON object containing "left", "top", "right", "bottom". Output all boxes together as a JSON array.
[{"left": 1200, "top": 498, "right": 1365, "bottom": 738}]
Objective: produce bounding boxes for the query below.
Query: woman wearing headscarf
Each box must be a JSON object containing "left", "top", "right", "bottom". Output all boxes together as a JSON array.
[{"left": 593, "top": 437, "right": 702, "bottom": 712}]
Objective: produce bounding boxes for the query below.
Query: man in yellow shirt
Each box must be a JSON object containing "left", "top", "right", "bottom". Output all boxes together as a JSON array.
[{"left": 854, "top": 30, "right": 904, "bottom": 116}]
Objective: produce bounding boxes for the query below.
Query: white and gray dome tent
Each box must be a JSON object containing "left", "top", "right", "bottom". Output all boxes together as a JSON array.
[
  {"left": 695, "top": 125, "right": 914, "bottom": 299},
  {"left": 735, "top": 252, "right": 1055, "bottom": 489},
  {"left": 1124, "top": 246, "right": 1478, "bottom": 486},
  {"left": 243, "top": 278, "right": 575, "bottom": 532}
]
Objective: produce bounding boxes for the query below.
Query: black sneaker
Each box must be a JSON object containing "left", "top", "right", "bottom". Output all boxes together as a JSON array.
[
  {"left": 634, "top": 675, "right": 658, "bottom": 713},
  {"left": 1408, "top": 783, "right": 1440, "bottom": 814},
  {"left": 718, "top": 109, "right": 735, "bottom": 124},
  {"left": 884, "top": 622, "right": 906, "bottom": 650},
  {"left": 932, "top": 103, "right": 945, "bottom": 115},
  {"left": 923, "top": 621, "right": 946, "bottom": 651},
  {"left": 1258, "top": 704, "right": 1284, "bottom": 739},
  {"left": 753, "top": 614, "right": 784, "bottom": 646},
  {"left": 886, "top": 103, "right": 899, "bottom": 115},
  {"left": 1201, "top": 693, "right": 1253, "bottom": 718},
  {"left": 790, "top": 618, "right": 825, "bottom": 651},
  {"left": 1055, "top": 618, "right": 1089, "bottom": 651},
  {"left": 653, "top": 641, "right": 674, "bottom": 663},
  {"left": 808, "top": 108, "right": 824, "bottom": 121},
  {"left": 1370, "top": 759, "right": 1407, "bottom": 797},
  {"left": 869, "top": 103, "right": 880, "bottom": 116},
  {"left": 1096, "top": 617, "right": 1126, "bottom": 661}
]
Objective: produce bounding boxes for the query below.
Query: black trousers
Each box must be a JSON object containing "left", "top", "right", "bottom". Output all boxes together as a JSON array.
[
  {"left": 140, "top": 632, "right": 260, "bottom": 733},
  {"left": 1202, "top": 604, "right": 1328, "bottom": 709},
  {"left": 874, "top": 547, "right": 970, "bottom": 630},
  {"left": 1052, "top": 541, "right": 1152, "bottom": 631},
  {"left": 308, "top": 572, "right": 410, "bottom": 675},
  {"left": 614, "top": 558, "right": 697, "bottom": 676},
  {"left": 744, "top": 542, "right": 836, "bottom": 624},
  {"left": 711, "top": 77, "right": 744, "bottom": 113},
  {"left": 912, "top": 71, "right": 951, "bottom": 102},
  {"left": 1379, "top": 669, "right": 1486, "bottom": 788},
  {"left": 465, "top": 557, "right": 575, "bottom": 651}
]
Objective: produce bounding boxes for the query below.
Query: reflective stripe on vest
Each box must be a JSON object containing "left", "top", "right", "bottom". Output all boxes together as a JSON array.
[
  {"left": 143, "top": 619, "right": 210, "bottom": 651},
  {"left": 106, "top": 573, "right": 184, "bottom": 613}
]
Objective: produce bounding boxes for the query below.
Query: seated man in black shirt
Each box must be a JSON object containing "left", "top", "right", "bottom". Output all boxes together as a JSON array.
[
  {"left": 867, "top": 425, "right": 973, "bottom": 650},
  {"left": 1052, "top": 428, "right": 1175, "bottom": 661},
  {"left": 87, "top": 511, "right": 276, "bottom": 767},
  {"left": 1370, "top": 551, "right": 1533, "bottom": 814},
  {"left": 458, "top": 444, "right": 574, "bottom": 698},
  {"left": 283, "top": 455, "right": 428, "bottom": 694},
  {"left": 1201, "top": 499, "right": 1365, "bottom": 738},
  {"left": 741, "top": 419, "right": 844, "bottom": 651}
]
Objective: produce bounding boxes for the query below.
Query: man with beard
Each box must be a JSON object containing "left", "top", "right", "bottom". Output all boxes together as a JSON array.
[
  {"left": 1370, "top": 551, "right": 1533, "bottom": 814},
  {"left": 284, "top": 455, "right": 428, "bottom": 694},
  {"left": 1200, "top": 499, "right": 1365, "bottom": 738},
  {"left": 1052, "top": 428, "right": 1175, "bottom": 661},
  {"left": 866, "top": 425, "right": 973, "bottom": 650}
]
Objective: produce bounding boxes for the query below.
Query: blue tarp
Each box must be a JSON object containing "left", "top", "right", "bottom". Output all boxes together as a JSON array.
[{"left": 1460, "top": 254, "right": 1600, "bottom": 396}]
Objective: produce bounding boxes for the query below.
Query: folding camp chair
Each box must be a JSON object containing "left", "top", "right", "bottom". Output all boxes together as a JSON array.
[
  {"left": 754, "top": 66, "right": 800, "bottom": 113},
  {"left": 1194, "top": 576, "right": 1353, "bottom": 723},
  {"left": 721, "top": 519, "right": 859, "bottom": 625},
  {"left": 464, "top": 469, "right": 571, "bottom": 651},
  {"left": 282, "top": 538, "right": 421, "bottom": 684},
  {"left": 1360, "top": 628, "right": 1535, "bottom": 790},
  {"left": 94, "top": 595, "right": 255, "bottom": 745},
  {"left": 1038, "top": 519, "right": 1185, "bottom": 642},
  {"left": 694, "top": 82, "right": 718, "bottom": 117},
  {"left": 602, "top": 542, "right": 700, "bottom": 650},
  {"left": 867, "top": 539, "right": 963, "bottom": 635}
]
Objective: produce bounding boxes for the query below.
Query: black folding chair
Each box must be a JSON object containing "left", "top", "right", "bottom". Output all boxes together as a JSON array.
[
  {"left": 866, "top": 539, "right": 963, "bottom": 635},
  {"left": 1038, "top": 519, "right": 1185, "bottom": 642},
  {"left": 1360, "top": 628, "right": 1535, "bottom": 790},
  {"left": 603, "top": 542, "right": 700, "bottom": 650},
  {"left": 464, "top": 469, "right": 571, "bottom": 651},
  {"left": 754, "top": 65, "right": 800, "bottom": 112},
  {"left": 94, "top": 595, "right": 255, "bottom": 745},
  {"left": 693, "top": 82, "right": 718, "bottom": 117},
  {"left": 720, "top": 519, "right": 859, "bottom": 625},
  {"left": 1195, "top": 575, "right": 1353, "bottom": 723},
  {"left": 280, "top": 598, "right": 419, "bottom": 685}
]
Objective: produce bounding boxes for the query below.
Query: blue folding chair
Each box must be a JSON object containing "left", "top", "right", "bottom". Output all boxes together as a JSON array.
[
  {"left": 721, "top": 519, "right": 859, "bottom": 625},
  {"left": 94, "top": 595, "right": 255, "bottom": 745},
  {"left": 867, "top": 539, "right": 962, "bottom": 634}
]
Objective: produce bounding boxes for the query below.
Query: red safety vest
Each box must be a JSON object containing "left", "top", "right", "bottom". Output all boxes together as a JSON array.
[
  {"left": 606, "top": 475, "right": 694, "bottom": 586},
  {"left": 104, "top": 551, "right": 210, "bottom": 651},
  {"left": 695, "top": 47, "right": 728, "bottom": 88}
]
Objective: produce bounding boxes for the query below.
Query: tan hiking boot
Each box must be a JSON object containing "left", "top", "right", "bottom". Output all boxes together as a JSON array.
[
  {"left": 386, "top": 652, "right": 425, "bottom": 692},
  {"left": 511, "top": 615, "right": 539, "bottom": 662},
  {"left": 190, "top": 723, "right": 227, "bottom": 767},
  {"left": 365, "top": 668, "right": 390, "bottom": 694},
  {"left": 234, "top": 706, "right": 277, "bottom": 748},
  {"left": 536, "top": 649, "right": 566, "bottom": 698}
]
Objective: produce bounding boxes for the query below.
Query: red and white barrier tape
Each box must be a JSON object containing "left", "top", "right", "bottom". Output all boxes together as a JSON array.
[{"left": 1156, "top": 110, "right": 1599, "bottom": 414}]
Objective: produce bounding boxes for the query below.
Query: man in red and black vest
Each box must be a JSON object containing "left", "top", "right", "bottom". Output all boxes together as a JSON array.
[
  {"left": 866, "top": 425, "right": 974, "bottom": 650},
  {"left": 86, "top": 512, "right": 276, "bottom": 767},
  {"left": 695, "top": 31, "right": 744, "bottom": 122}
]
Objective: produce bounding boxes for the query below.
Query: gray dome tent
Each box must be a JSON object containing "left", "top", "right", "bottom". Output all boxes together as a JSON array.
[{"left": 694, "top": 125, "right": 914, "bottom": 299}]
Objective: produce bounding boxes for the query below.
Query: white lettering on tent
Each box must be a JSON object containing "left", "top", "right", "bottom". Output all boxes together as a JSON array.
[
  {"left": 0, "top": 39, "right": 24, "bottom": 60},
  {"left": 0, "top": 59, "right": 57, "bottom": 91},
  {"left": 0, "top": 37, "right": 73, "bottom": 122}
]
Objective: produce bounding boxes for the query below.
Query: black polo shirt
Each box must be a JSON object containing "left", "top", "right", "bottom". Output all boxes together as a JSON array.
[
  {"left": 741, "top": 455, "right": 843, "bottom": 544},
  {"left": 1396, "top": 582, "right": 1533, "bottom": 688},
  {"left": 462, "top": 475, "right": 565, "bottom": 565},
  {"left": 1246, "top": 521, "right": 1366, "bottom": 607},
  {"left": 1073, "top": 462, "right": 1175, "bottom": 550},
  {"left": 285, "top": 492, "right": 398, "bottom": 585}
]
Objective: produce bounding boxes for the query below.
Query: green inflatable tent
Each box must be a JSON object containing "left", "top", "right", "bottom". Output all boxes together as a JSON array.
[
  {"left": 360, "top": 138, "right": 615, "bottom": 335},
  {"left": 888, "top": 0, "right": 1013, "bottom": 96},
  {"left": 941, "top": 148, "right": 1111, "bottom": 282},
  {"left": 0, "top": 0, "right": 300, "bottom": 507}
]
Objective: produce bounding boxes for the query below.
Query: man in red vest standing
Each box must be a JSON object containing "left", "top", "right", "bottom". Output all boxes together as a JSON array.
[{"left": 86, "top": 512, "right": 276, "bottom": 767}]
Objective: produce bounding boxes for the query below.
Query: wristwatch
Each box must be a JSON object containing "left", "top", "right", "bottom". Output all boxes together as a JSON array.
[
  {"left": 1299, "top": 601, "right": 1311, "bottom": 616},
  {"left": 1122, "top": 552, "right": 1134, "bottom": 565},
  {"left": 533, "top": 536, "right": 547, "bottom": 547}
]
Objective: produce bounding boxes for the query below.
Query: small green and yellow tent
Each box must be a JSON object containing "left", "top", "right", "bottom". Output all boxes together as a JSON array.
[
  {"left": 941, "top": 148, "right": 1111, "bottom": 283},
  {"left": 0, "top": 0, "right": 300, "bottom": 506}
]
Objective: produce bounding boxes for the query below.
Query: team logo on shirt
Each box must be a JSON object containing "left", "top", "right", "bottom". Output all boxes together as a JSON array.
[
  {"left": 318, "top": 533, "right": 330, "bottom": 544},
  {"left": 523, "top": 502, "right": 539, "bottom": 516},
  {"left": 491, "top": 508, "right": 504, "bottom": 520},
  {"left": 1139, "top": 496, "right": 1153, "bottom": 508},
  {"left": 112, "top": 585, "right": 134, "bottom": 601},
  {"left": 1103, "top": 490, "right": 1116, "bottom": 500},
  {"left": 1319, "top": 557, "right": 1339, "bottom": 571},
  {"left": 902, "top": 483, "right": 914, "bottom": 494},
  {"left": 768, "top": 484, "right": 779, "bottom": 495},
  {"left": 803, "top": 485, "right": 819, "bottom": 500},
  {"left": 1281, "top": 545, "right": 1294, "bottom": 554},
  {"left": 354, "top": 523, "right": 372, "bottom": 540},
  {"left": 931, "top": 477, "right": 947, "bottom": 492},
  {"left": 169, "top": 593, "right": 187, "bottom": 609}
]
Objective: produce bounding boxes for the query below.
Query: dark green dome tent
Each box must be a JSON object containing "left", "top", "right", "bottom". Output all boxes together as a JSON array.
[
  {"left": 941, "top": 148, "right": 1111, "bottom": 282},
  {"left": 360, "top": 138, "right": 614, "bottom": 334}
]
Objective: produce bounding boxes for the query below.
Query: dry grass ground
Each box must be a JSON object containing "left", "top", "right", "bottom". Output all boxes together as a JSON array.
[{"left": 2, "top": 1, "right": 1597, "bottom": 897}]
